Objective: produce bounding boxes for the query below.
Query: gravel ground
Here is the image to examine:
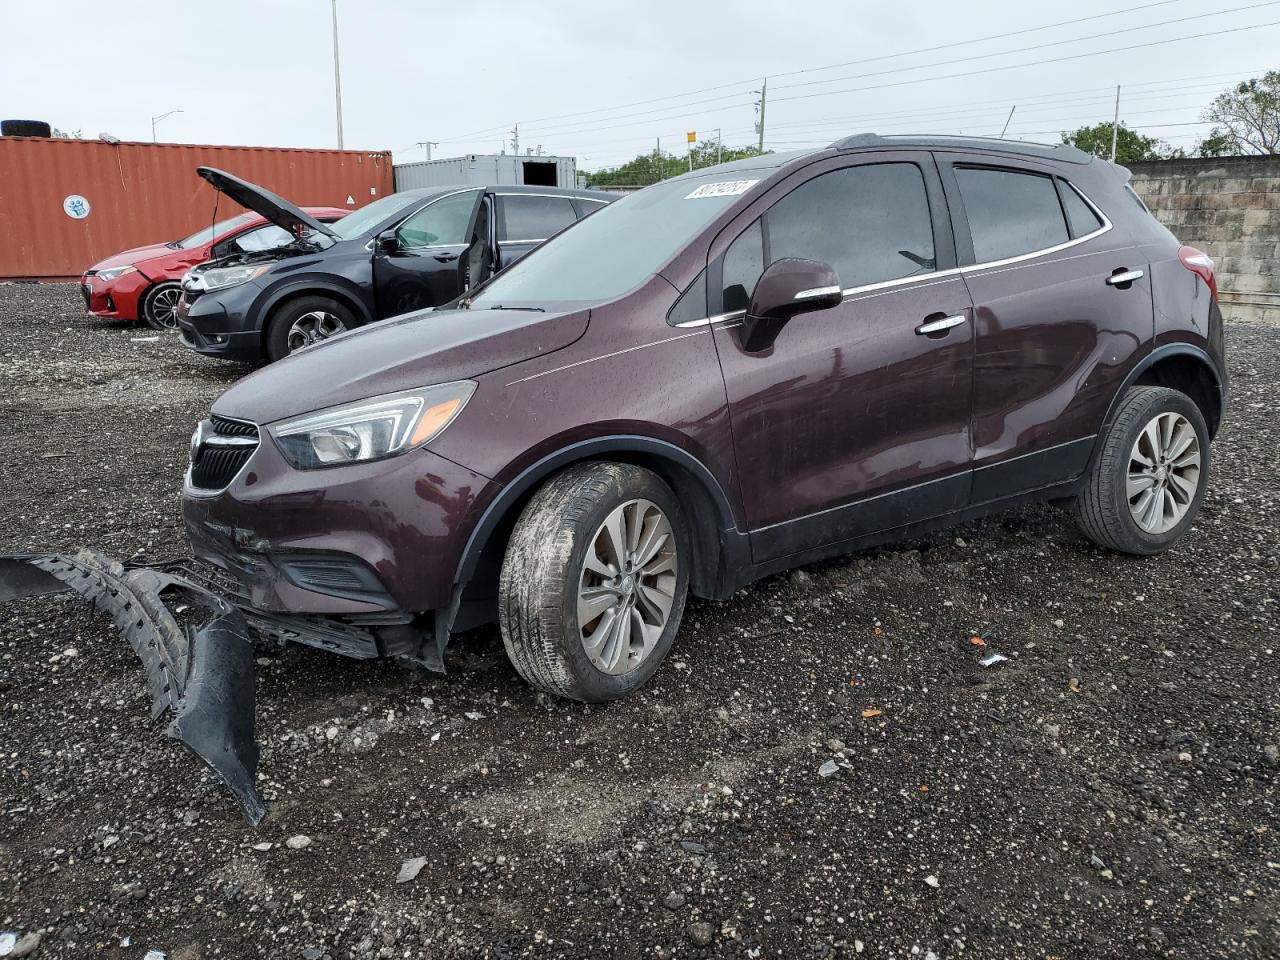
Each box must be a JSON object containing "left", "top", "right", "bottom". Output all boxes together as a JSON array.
[{"left": 0, "top": 283, "right": 1276, "bottom": 960}]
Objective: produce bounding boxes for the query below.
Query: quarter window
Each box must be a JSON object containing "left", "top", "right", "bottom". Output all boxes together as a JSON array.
[
  {"left": 1058, "top": 180, "right": 1104, "bottom": 238},
  {"left": 955, "top": 167, "right": 1069, "bottom": 262},
  {"left": 721, "top": 219, "right": 765, "bottom": 313},
  {"left": 396, "top": 191, "right": 479, "bottom": 248},
  {"left": 498, "top": 195, "right": 578, "bottom": 242}
]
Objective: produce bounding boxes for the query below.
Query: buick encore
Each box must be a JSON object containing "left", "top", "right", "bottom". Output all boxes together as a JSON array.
[{"left": 182, "top": 134, "right": 1227, "bottom": 702}]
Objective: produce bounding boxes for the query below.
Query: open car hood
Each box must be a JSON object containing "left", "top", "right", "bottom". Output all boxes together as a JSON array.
[{"left": 197, "top": 167, "right": 338, "bottom": 240}]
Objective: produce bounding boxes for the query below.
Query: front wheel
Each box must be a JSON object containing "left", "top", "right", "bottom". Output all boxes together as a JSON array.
[
  {"left": 264, "top": 296, "right": 355, "bottom": 362},
  {"left": 140, "top": 282, "right": 183, "bottom": 330},
  {"left": 498, "top": 462, "right": 690, "bottom": 702},
  {"left": 1074, "top": 386, "right": 1210, "bottom": 555}
]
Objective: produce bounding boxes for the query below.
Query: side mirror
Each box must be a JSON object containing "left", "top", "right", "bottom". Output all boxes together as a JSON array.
[
  {"left": 376, "top": 228, "right": 399, "bottom": 253},
  {"left": 741, "top": 258, "right": 842, "bottom": 352}
]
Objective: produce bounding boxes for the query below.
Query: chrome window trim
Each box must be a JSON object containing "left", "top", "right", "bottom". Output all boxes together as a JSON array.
[
  {"left": 499, "top": 238, "right": 547, "bottom": 245},
  {"left": 674, "top": 180, "right": 1110, "bottom": 329}
]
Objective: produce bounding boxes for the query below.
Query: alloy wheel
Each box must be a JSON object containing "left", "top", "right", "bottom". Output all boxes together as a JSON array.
[
  {"left": 286, "top": 310, "right": 347, "bottom": 353},
  {"left": 577, "top": 498, "right": 678, "bottom": 676},
  {"left": 1127, "top": 411, "right": 1201, "bottom": 534},
  {"left": 149, "top": 286, "right": 182, "bottom": 329}
]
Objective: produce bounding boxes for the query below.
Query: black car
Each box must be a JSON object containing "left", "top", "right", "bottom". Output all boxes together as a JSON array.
[{"left": 175, "top": 167, "right": 614, "bottom": 363}]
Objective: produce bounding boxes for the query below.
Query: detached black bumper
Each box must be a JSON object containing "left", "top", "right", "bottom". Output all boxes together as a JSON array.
[{"left": 0, "top": 551, "right": 266, "bottom": 825}]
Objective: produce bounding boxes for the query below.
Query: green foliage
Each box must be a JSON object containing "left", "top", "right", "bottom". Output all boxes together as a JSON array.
[
  {"left": 1060, "top": 122, "right": 1172, "bottom": 163},
  {"left": 1202, "top": 70, "right": 1280, "bottom": 154},
  {"left": 1193, "top": 129, "right": 1237, "bottom": 158},
  {"left": 584, "top": 140, "right": 765, "bottom": 188}
]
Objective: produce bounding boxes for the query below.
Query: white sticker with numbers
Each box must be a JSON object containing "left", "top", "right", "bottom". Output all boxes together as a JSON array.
[{"left": 684, "top": 179, "right": 760, "bottom": 199}]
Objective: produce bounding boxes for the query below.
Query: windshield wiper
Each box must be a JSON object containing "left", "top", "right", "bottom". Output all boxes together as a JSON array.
[{"left": 485, "top": 304, "right": 545, "bottom": 312}]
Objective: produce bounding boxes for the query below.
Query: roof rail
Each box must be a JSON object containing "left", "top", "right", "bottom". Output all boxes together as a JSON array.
[{"left": 828, "top": 132, "right": 1093, "bottom": 164}]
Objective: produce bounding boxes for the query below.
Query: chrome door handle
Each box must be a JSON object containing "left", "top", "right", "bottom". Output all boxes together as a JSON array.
[
  {"left": 915, "top": 314, "right": 967, "bottom": 335},
  {"left": 1106, "top": 269, "right": 1144, "bottom": 286}
]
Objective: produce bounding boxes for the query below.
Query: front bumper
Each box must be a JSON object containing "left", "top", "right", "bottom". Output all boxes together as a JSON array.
[
  {"left": 176, "top": 282, "right": 264, "bottom": 361},
  {"left": 181, "top": 427, "right": 497, "bottom": 617},
  {"left": 81, "top": 270, "right": 148, "bottom": 321}
]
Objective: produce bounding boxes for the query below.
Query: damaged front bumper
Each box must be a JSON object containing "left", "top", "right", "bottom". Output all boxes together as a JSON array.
[{"left": 0, "top": 551, "right": 266, "bottom": 825}]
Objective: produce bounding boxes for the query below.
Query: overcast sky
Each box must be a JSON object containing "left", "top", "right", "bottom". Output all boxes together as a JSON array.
[{"left": 4, "top": 0, "right": 1276, "bottom": 168}]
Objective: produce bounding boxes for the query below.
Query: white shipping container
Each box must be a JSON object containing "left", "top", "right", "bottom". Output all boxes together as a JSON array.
[{"left": 394, "top": 154, "right": 577, "bottom": 191}]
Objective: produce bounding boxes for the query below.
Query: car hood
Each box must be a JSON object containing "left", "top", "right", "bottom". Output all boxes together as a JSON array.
[
  {"left": 89, "top": 243, "right": 176, "bottom": 272},
  {"left": 212, "top": 306, "right": 590, "bottom": 424},
  {"left": 197, "top": 167, "right": 337, "bottom": 240}
]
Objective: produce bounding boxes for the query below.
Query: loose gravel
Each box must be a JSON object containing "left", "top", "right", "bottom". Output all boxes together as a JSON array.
[{"left": 1, "top": 283, "right": 1276, "bottom": 959}]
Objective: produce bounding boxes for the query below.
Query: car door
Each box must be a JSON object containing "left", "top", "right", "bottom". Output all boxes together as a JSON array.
[
  {"left": 935, "top": 154, "right": 1155, "bottom": 503},
  {"left": 494, "top": 193, "right": 579, "bottom": 269},
  {"left": 707, "top": 152, "right": 975, "bottom": 562},
  {"left": 372, "top": 189, "right": 482, "bottom": 317}
]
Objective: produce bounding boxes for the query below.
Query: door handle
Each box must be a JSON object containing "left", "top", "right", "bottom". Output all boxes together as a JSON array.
[
  {"left": 915, "top": 314, "right": 967, "bottom": 336},
  {"left": 1106, "top": 268, "right": 1144, "bottom": 287},
  {"left": 433, "top": 252, "right": 460, "bottom": 263}
]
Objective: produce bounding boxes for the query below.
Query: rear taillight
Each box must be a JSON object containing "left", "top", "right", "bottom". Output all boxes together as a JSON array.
[{"left": 1178, "top": 245, "right": 1217, "bottom": 298}]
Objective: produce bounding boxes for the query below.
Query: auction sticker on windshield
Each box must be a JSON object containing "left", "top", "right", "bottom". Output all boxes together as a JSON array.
[{"left": 684, "top": 179, "right": 760, "bottom": 199}]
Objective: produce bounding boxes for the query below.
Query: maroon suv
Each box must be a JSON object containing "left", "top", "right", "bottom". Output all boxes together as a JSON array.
[{"left": 183, "top": 134, "right": 1226, "bottom": 702}]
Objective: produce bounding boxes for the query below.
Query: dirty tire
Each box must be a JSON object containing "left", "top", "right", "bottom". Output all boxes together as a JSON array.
[
  {"left": 499, "top": 462, "right": 690, "bottom": 702},
  {"left": 264, "top": 295, "right": 356, "bottom": 362},
  {"left": 1074, "top": 386, "right": 1210, "bottom": 555},
  {"left": 140, "top": 281, "right": 183, "bottom": 330}
]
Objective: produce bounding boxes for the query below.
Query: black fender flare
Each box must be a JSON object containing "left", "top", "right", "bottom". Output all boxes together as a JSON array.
[
  {"left": 1099, "top": 342, "right": 1224, "bottom": 437},
  {"left": 454, "top": 435, "right": 743, "bottom": 587}
]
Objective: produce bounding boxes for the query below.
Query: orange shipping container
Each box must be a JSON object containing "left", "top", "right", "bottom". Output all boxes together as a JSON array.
[{"left": 0, "top": 137, "right": 394, "bottom": 280}]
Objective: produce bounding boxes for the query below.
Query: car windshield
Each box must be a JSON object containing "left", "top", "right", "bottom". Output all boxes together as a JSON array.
[
  {"left": 468, "top": 172, "right": 767, "bottom": 307},
  {"left": 174, "top": 213, "right": 255, "bottom": 249},
  {"left": 328, "top": 193, "right": 423, "bottom": 240}
]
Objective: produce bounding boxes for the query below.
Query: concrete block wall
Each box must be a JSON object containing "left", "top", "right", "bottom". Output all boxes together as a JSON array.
[{"left": 1128, "top": 155, "right": 1280, "bottom": 323}]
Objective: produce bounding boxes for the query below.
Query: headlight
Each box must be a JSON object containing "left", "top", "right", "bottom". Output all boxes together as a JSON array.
[
  {"left": 271, "top": 381, "right": 476, "bottom": 469},
  {"left": 96, "top": 265, "right": 137, "bottom": 282},
  {"left": 192, "top": 263, "right": 271, "bottom": 292}
]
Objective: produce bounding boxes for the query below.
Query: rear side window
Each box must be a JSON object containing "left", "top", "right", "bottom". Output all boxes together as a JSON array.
[
  {"left": 498, "top": 195, "right": 578, "bottom": 242},
  {"left": 1058, "top": 180, "right": 1104, "bottom": 238},
  {"left": 955, "top": 167, "right": 1068, "bottom": 263}
]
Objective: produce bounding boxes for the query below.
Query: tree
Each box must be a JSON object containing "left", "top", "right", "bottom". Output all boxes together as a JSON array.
[
  {"left": 1193, "top": 129, "right": 1236, "bottom": 158},
  {"left": 1201, "top": 70, "right": 1280, "bottom": 154},
  {"left": 584, "top": 140, "right": 764, "bottom": 188},
  {"left": 1061, "top": 122, "right": 1171, "bottom": 163}
]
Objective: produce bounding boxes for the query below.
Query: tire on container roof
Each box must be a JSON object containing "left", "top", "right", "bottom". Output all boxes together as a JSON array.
[{"left": 1, "top": 119, "right": 53, "bottom": 137}]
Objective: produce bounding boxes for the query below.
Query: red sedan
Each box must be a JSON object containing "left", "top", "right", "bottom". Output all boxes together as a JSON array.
[{"left": 82, "top": 207, "right": 348, "bottom": 329}]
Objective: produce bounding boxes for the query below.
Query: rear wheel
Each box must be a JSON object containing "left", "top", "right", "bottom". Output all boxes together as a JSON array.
[
  {"left": 1074, "top": 386, "right": 1210, "bottom": 554},
  {"left": 498, "top": 462, "right": 690, "bottom": 702},
  {"left": 140, "top": 282, "right": 183, "bottom": 330},
  {"left": 264, "top": 296, "right": 355, "bottom": 362}
]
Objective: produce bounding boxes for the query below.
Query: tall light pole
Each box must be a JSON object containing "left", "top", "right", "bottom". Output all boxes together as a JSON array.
[
  {"left": 331, "top": 0, "right": 345, "bottom": 148},
  {"left": 151, "top": 109, "right": 182, "bottom": 143}
]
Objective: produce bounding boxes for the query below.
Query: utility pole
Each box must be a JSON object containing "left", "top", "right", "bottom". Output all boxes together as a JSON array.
[
  {"left": 510, "top": 124, "right": 520, "bottom": 155},
  {"left": 999, "top": 105, "right": 1016, "bottom": 138},
  {"left": 331, "top": 0, "right": 344, "bottom": 148},
  {"left": 1110, "top": 85, "right": 1121, "bottom": 161},
  {"left": 712, "top": 128, "right": 722, "bottom": 165},
  {"left": 416, "top": 141, "right": 438, "bottom": 161},
  {"left": 151, "top": 109, "right": 182, "bottom": 143},
  {"left": 755, "top": 78, "right": 767, "bottom": 153}
]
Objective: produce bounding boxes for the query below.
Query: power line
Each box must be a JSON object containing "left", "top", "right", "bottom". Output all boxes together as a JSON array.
[
  {"left": 770, "top": 1, "right": 1280, "bottom": 93},
  {"left": 772, "top": 20, "right": 1280, "bottom": 105},
  {"left": 429, "top": 0, "right": 1221, "bottom": 145}
]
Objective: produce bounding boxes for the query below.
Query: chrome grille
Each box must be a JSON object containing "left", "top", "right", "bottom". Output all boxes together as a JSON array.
[{"left": 189, "top": 416, "right": 259, "bottom": 491}]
